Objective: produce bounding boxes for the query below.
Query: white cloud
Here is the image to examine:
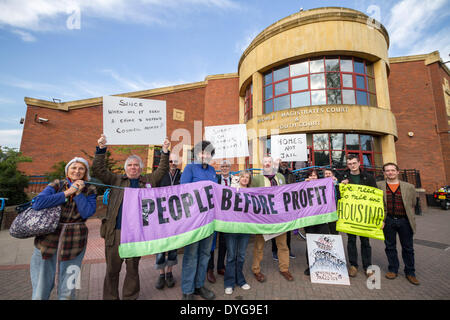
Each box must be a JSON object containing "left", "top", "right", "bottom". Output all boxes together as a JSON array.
[
  {"left": 234, "top": 29, "right": 260, "bottom": 54},
  {"left": 0, "top": 0, "right": 242, "bottom": 41},
  {"left": 0, "top": 129, "right": 23, "bottom": 149},
  {"left": 407, "top": 27, "right": 450, "bottom": 57},
  {"left": 10, "top": 29, "right": 37, "bottom": 42},
  {"left": 0, "top": 76, "right": 61, "bottom": 93},
  {"left": 387, "top": 0, "right": 449, "bottom": 50},
  {"left": 0, "top": 97, "right": 17, "bottom": 104}
]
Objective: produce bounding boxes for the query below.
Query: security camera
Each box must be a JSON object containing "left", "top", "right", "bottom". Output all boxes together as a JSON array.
[{"left": 34, "top": 114, "right": 49, "bottom": 123}]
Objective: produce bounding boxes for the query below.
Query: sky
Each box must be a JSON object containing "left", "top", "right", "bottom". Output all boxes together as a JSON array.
[{"left": 0, "top": 0, "right": 449, "bottom": 150}]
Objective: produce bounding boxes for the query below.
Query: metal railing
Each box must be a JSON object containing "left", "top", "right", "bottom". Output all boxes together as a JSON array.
[
  {"left": 237, "top": 167, "right": 422, "bottom": 188},
  {"left": 25, "top": 175, "right": 49, "bottom": 194}
]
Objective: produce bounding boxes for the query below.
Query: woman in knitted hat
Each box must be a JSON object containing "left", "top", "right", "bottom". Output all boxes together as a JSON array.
[{"left": 29, "top": 157, "right": 97, "bottom": 300}]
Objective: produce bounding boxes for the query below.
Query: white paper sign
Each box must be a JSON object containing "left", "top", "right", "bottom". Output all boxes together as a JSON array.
[
  {"left": 103, "top": 96, "right": 166, "bottom": 145},
  {"left": 204, "top": 124, "right": 249, "bottom": 159},
  {"left": 306, "top": 234, "right": 350, "bottom": 285},
  {"left": 271, "top": 134, "right": 307, "bottom": 162}
]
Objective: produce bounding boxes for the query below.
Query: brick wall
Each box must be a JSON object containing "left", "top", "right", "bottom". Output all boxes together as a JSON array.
[
  {"left": 388, "top": 60, "right": 449, "bottom": 192},
  {"left": 19, "top": 86, "right": 207, "bottom": 176},
  {"left": 203, "top": 77, "right": 240, "bottom": 172}
]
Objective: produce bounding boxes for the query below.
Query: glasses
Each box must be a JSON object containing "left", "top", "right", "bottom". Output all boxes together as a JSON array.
[{"left": 169, "top": 160, "right": 178, "bottom": 164}]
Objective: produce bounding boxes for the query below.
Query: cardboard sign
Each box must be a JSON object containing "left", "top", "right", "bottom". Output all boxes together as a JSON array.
[
  {"left": 336, "top": 184, "right": 385, "bottom": 240},
  {"left": 103, "top": 96, "right": 166, "bottom": 145},
  {"left": 271, "top": 134, "right": 307, "bottom": 162},
  {"left": 306, "top": 234, "right": 350, "bottom": 285},
  {"left": 204, "top": 124, "right": 249, "bottom": 159}
]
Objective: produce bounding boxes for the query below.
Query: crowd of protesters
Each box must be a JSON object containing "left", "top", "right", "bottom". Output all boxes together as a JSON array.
[{"left": 26, "top": 135, "right": 420, "bottom": 300}]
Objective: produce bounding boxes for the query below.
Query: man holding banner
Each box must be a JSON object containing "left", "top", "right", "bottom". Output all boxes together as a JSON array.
[
  {"left": 250, "top": 156, "right": 294, "bottom": 282},
  {"left": 92, "top": 134, "right": 170, "bottom": 300},
  {"left": 340, "top": 154, "right": 377, "bottom": 278},
  {"left": 179, "top": 140, "right": 217, "bottom": 300}
]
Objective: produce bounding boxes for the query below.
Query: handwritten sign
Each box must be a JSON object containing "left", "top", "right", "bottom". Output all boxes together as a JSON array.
[
  {"left": 307, "top": 234, "right": 350, "bottom": 285},
  {"left": 336, "top": 184, "right": 385, "bottom": 240},
  {"left": 103, "top": 96, "right": 166, "bottom": 145},
  {"left": 271, "top": 134, "right": 307, "bottom": 161},
  {"left": 204, "top": 124, "right": 249, "bottom": 159}
]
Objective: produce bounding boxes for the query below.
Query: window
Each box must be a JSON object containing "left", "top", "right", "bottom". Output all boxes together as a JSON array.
[
  {"left": 263, "top": 56, "right": 377, "bottom": 113},
  {"left": 244, "top": 83, "right": 253, "bottom": 122},
  {"left": 308, "top": 133, "right": 382, "bottom": 172},
  {"left": 152, "top": 147, "right": 162, "bottom": 171}
]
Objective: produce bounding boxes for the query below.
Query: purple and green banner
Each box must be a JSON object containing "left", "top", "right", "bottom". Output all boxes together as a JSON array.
[{"left": 119, "top": 178, "right": 338, "bottom": 258}]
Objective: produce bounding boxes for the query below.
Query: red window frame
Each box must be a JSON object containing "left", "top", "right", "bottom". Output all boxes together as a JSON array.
[
  {"left": 244, "top": 83, "right": 253, "bottom": 122},
  {"left": 309, "top": 133, "right": 381, "bottom": 173},
  {"left": 262, "top": 56, "right": 377, "bottom": 114}
]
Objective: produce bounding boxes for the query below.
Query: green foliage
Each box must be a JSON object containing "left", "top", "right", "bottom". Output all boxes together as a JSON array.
[
  {"left": 80, "top": 149, "right": 121, "bottom": 195},
  {"left": 45, "top": 160, "right": 67, "bottom": 181},
  {"left": 0, "top": 146, "right": 32, "bottom": 206}
]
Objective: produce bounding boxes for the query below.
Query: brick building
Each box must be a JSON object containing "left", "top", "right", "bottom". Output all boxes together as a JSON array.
[{"left": 18, "top": 7, "right": 450, "bottom": 196}]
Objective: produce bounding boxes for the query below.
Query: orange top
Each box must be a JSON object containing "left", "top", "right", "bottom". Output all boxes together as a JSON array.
[{"left": 387, "top": 183, "right": 399, "bottom": 193}]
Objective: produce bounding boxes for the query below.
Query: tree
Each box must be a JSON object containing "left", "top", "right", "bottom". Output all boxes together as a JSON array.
[
  {"left": 45, "top": 160, "right": 67, "bottom": 181},
  {"left": 80, "top": 149, "right": 121, "bottom": 195},
  {"left": 0, "top": 147, "right": 32, "bottom": 206}
]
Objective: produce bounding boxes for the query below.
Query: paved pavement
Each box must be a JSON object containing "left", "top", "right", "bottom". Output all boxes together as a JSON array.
[{"left": 1, "top": 207, "right": 449, "bottom": 301}]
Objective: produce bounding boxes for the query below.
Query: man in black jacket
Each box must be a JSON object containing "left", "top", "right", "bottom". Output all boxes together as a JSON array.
[
  {"left": 154, "top": 153, "right": 182, "bottom": 290},
  {"left": 207, "top": 160, "right": 231, "bottom": 283},
  {"left": 340, "top": 154, "right": 377, "bottom": 278}
]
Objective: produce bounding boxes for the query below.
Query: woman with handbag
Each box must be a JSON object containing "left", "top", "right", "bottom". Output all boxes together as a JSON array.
[{"left": 29, "top": 157, "right": 97, "bottom": 300}]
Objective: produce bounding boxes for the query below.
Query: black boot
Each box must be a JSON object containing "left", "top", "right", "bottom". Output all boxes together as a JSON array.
[
  {"left": 155, "top": 274, "right": 165, "bottom": 289},
  {"left": 165, "top": 272, "right": 175, "bottom": 288}
]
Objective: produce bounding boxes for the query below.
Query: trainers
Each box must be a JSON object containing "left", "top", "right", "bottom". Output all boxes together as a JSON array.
[
  {"left": 225, "top": 287, "right": 233, "bottom": 295},
  {"left": 194, "top": 287, "right": 216, "bottom": 300},
  {"left": 272, "top": 252, "right": 278, "bottom": 261},
  {"left": 241, "top": 283, "right": 251, "bottom": 290},
  {"left": 289, "top": 251, "right": 296, "bottom": 259},
  {"left": 155, "top": 274, "right": 165, "bottom": 290},
  {"left": 348, "top": 266, "right": 358, "bottom": 278},
  {"left": 165, "top": 272, "right": 175, "bottom": 288}
]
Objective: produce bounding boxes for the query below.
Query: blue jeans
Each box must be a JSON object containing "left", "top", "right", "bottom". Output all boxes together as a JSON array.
[
  {"left": 383, "top": 215, "right": 416, "bottom": 276},
  {"left": 155, "top": 250, "right": 178, "bottom": 270},
  {"left": 30, "top": 247, "right": 86, "bottom": 300},
  {"left": 224, "top": 233, "right": 250, "bottom": 289},
  {"left": 181, "top": 234, "right": 214, "bottom": 294}
]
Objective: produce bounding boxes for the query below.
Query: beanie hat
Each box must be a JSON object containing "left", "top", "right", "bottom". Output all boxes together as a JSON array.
[{"left": 65, "top": 157, "right": 91, "bottom": 181}]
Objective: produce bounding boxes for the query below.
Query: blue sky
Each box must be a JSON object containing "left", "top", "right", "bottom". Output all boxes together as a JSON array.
[{"left": 0, "top": 0, "right": 449, "bottom": 149}]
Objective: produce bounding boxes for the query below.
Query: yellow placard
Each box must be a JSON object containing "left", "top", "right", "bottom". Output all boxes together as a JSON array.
[{"left": 336, "top": 184, "right": 385, "bottom": 240}]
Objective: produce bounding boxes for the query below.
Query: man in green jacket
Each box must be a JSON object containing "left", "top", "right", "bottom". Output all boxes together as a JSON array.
[
  {"left": 92, "top": 134, "right": 170, "bottom": 300},
  {"left": 251, "top": 156, "right": 294, "bottom": 282}
]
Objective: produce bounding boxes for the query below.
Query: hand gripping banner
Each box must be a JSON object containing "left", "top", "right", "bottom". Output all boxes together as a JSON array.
[{"left": 119, "top": 178, "right": 338, "bottom": 258}]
